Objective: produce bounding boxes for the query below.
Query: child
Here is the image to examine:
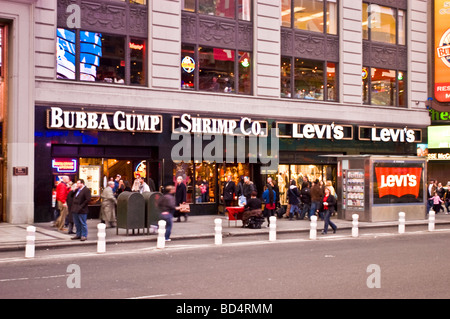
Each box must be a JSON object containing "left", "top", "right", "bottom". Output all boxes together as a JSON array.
[{"left": 431, "top": 192, "right": 443, "bottom": 213}]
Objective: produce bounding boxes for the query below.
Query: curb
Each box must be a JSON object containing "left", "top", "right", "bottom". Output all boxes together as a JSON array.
[{"left": 2, "top": 219, "right": 450, "bottom": 252}]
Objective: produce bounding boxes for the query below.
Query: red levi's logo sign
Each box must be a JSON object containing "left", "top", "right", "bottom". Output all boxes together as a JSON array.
[{"left": 375, "top": 167, "right": 422, "bottom": 198}]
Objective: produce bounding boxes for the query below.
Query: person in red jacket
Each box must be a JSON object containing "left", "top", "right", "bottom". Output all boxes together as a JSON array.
[{"left": 55, "top": 176, "right": 71, "bottom": 230}]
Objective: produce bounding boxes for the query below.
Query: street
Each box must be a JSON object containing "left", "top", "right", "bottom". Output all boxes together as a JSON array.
[{"left": 1, "top": 229, "right": 450, "bottom": 302}]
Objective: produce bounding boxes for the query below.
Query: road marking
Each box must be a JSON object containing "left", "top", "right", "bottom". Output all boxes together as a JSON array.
[
  {"left": 126, "top": 292, "right": 182, "bottom": 299},
  {"left": 0, "top": 274, "right": 67, "bottom": 283}
]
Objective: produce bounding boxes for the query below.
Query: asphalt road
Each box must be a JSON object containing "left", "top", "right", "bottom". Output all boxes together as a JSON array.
[{"left": 1, "top": 230, "right": 449, "bottom": 302}]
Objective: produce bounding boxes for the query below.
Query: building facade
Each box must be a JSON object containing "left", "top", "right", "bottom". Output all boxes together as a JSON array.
[{"left": 0, "top": 0, "right": 429, "bottom": 223}]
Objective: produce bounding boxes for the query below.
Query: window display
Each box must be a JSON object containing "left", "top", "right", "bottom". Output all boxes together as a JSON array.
[
  {"left": 362, "top": 67, "right": 406, "bottom": 107},
  {"left": 184, "top": 0, "right": 252, "bottom": 21},
  {"left": 281, "top": 0, "right": 338, "bottom": 35},
  {"left": 363, "top": 3, "right": 406, "bottom": 45},
  {"left": 273, "top": 164, "right": 336, "bottom": 205},
  {"left": 181, "top": 45, "right": 252, "bottom": 95},
  {"left": 342, "top": 170, "right": 365, "bottom": 211},
  {"left": 281, "top": 58, "right": 337, "bottom": 101}
]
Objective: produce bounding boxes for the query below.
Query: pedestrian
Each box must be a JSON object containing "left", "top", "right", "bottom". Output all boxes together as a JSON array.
[
  {"left": 157, "top": 185, "right": 176, "bottom": 241},
  {"left": 222, "top": 174, "right": 236, "bottom": 207},
  {"left": 321, "top": 187, "right": 337, "bottom": 235},
  {"left": 243, "top": 191, "right": 263, "bottom": 228},
  {"left": 262, "top": 182, "right": 276, "bottom": 226},
  {"left": 139, "top": 177, "right": 151, "bottom": 193},
  {"left": 71, "top": 179, "right": 92, "bottom": 241},
  {"left": 55, "top": 176, "right": 71, "bottom": 231},
  {"left": 310, "top": 179, "right": 324, "bottom": 220},
  {"left": 113, "top": 174, "right": 121, "bottom": 193},
  {"left": 287, "top": 179, "right": 301, "bottom": 220},
  {"left": 444, "top": 182, "right": 450, "bottom": 214},
  {"left": 100, "top": 181, "right": 117, "bottom": 228},
  {"left": 299, "top": 181, "right": 311, "bottom": 220},
  {"left": 243, "top": 176, "right": 257, "bottom": 203},
  {"left": 431, "top": 191, "right": 444, "bottom": 213},
  {"left": 175, "top": 176, "right": 187, "bottom": 222},
  {"left": 66, "top": 182, "right": 77, "bottom": 234}
]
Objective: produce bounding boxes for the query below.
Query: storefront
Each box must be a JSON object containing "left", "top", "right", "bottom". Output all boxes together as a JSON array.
[{"left": 34, "top": 105, "right": 425, "bottom": 222}]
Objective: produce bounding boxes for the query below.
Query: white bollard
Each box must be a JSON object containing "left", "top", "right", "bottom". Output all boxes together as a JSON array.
[
  {"left": 25, "top": 226, "right": 36, "bottom": 258},
  {"left": 214, "top": 218, "right": 222, "bottom": 245},
  {"left": 157, "top": 220, "right": 166, "bottom": 249},
  {"left": 309, "top": 216, "right": 317, "bottom": 240},
  {"left": 398, "top": 212, "right": 406, "bottom": 234},
  {"left": 97, "top": 223, "right": 106, "bottom": 253},
  {"left": 352, "top": 214, "right": 359, "bottom": 238},
  {"left": 428, "top": 210, "right": 435, "bottom": 232},
  {"left": 269, "top": 216, "right": 277, "bottom": 242}
]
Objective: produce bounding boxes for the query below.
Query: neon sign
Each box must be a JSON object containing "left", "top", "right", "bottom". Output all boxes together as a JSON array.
[
  {"left": 181, "top": 56, "right": 195, "bottom": 73},
  {"left": 52, "top": 159, "right": 78, "bottom": 173},
  {"left": 129, "top": 42, "right": 144, "bottom": 50}
]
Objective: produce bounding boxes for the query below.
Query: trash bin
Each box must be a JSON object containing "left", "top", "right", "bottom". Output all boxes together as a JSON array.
[
  {"left": 142, "top": 192, "right": 163, "bottom": 234},
  {"left": 116, "top": 191, "right": 145, "bottom": 235}
]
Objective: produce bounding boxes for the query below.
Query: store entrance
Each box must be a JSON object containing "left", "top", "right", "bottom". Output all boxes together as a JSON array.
[
  {"left": 265, "top": 164, "right": 337, "bottom": 206},
  {"left": 0, "top": 24, "right": 8, "bottom": 222}
]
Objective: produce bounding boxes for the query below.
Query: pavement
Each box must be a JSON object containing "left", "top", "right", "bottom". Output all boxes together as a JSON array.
[{"left": 1, "top": 212, "right": 450, "bottom": 252}]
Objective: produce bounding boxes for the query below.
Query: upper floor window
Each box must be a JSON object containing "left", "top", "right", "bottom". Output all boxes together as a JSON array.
[
  {"left": 281, "top": 0, "right": 338, "bottom": 35},
  {"left": 56, "top": 0, "right": 147, "bottom": 86},
  {"left": 183, "top": 0, "right": 252, "bottom": 21},
  {"left": 363, "top": 2, "right": 406, "bottom": 45}
]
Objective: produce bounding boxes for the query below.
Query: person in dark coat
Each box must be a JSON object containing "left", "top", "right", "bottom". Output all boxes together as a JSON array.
[
  {"left": 175, "top": 176, "right": 187, "bottom": 222},
  {"left": 287, "top": 180, "right": 300, "bottom": 220},
  {"left": 70, "top": 179, "right": 92, "bottom": 241},
  {"left": 222, "top": 174, "right": 236, "bottom": 207},
  {"left": 300, "top": 182, "right": 311, "bottom": 220}
]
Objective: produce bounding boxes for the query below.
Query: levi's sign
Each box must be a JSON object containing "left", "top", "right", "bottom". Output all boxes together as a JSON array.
[
  {"left": 375, "top": 167, "right": 423, "bottom": 199},
  {"left": 47, "top": 107, "right": 162, "bottom": 133}
]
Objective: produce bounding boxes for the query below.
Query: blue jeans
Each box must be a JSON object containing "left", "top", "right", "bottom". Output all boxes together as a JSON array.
[
  {"left": 323, "top": 210, "right": 337, "bottom": 234},
  {"left": 73, "top": 213, "right": 88, "bottom": 237},
  {"left": 289, "top": 204, "right": 300, "bottom": 219},
  {"left": 160, "top": 213, "right": 173, "bottom": 240},
  {"left": 310, "top": 201, "right": 320, "bottom": 218}
]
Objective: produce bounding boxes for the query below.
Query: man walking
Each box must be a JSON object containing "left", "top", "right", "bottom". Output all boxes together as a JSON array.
[{"left": 71, "top": 179, "right": 91, "bottom": 241}]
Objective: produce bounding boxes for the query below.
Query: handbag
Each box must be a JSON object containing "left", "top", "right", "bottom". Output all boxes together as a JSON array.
[
  {"left": 238, "top": 195, "right": 247, "bottom": 207},
  {"left": 179, "top": 203, "right": 190, "bottom": 213}
]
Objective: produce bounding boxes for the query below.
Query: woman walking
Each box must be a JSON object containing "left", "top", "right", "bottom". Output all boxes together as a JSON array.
[{"left": 321, "top": 187, "right": 337, "bottom": 235}]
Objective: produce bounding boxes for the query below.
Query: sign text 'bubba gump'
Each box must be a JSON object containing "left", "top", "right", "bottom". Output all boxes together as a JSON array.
[{"left": 47, "top": 107, "right": 162, "bottom": 133}]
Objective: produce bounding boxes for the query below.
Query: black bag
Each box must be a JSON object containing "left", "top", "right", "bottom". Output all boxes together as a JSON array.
[{"left": 276, "top": 206, "right": 285, "bottom": 218}]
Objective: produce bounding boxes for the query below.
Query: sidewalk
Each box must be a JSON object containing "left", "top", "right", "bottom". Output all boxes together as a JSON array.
[{"left": 1, "top": 213, "right": 450, "bottom": 252}]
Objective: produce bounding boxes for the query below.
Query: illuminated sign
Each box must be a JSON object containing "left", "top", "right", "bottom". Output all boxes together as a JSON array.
[
  {"left": 181, "top": 56, "right": 195, "bottom": 73},
  {"left": 135, "top": 160, "right": 146, "bottom": 179},
  {"left": 47, "top": 107, "right": 163, "bottom": 133},
  {"left": 174, "top": 113, "right": 267, "bottom": 137},
  {"left": 375, "top": 167, "right": 422, "bottom": 199},
  {"left": 129, "top": 42, "right": 144, "bottom": 50},
  {"left": 427, "top": 125, "right": 450, "bottom": 148},
  {"left": 434, "top": 0, "right": 450, "bottom": 102},
  {"left": 52, "top": 159, "right": 77, "bottom": 173}
]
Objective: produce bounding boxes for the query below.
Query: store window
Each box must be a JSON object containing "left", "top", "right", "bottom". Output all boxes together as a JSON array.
[
  {"left": 363, "top": 2, "right": 406, "bottom": 45},
  {"left": 281, "top": 0, "right": 338, "bottom": 35},
  {"left": 183, "top": 0, "right": 252, "bottom": 21},
  {"left": 362, "top": 67, "right": 406, "bottom": 107},
  {"left": 281, "top": 57, "right": 337, "bottom": 101},
  {"left": 56, "top": 0, "right": 147, "bottom": 86},
  {"left": 57, "top": 29, "right": 146, "bottom": 85},
  {"left": 274, "top": 164, "right": 336, "bottom": 206},
  {"left": 181, "top": 45, "right": 252, "bottom": 95},
  {"left": 173, "top": 161, "right": 217, "bottom": 204}
]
